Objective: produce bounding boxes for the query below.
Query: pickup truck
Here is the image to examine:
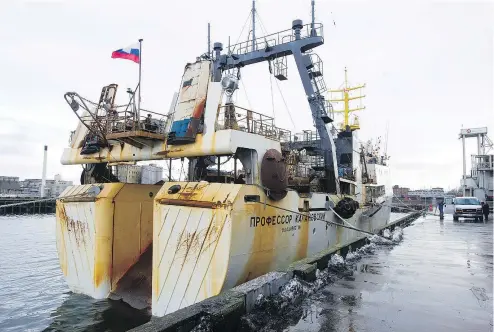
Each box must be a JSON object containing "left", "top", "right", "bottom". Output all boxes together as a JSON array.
[{"left": 453, "top": 197, "right": 483, "bottom": 222}]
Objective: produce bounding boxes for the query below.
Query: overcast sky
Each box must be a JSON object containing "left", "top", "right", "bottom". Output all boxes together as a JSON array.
[{"left": 0, "top": 0, "right": 492, "bottom": 190}]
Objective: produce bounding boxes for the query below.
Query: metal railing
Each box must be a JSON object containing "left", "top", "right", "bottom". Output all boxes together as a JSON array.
[
  {"left": 81, "top": 108, "right": 168, "bottom": 137},
  {"left": 65, "top": 90, "right": 169, "bottom": 141},
  {"left": 323, "top": 100, "right": 334, "bottom": 121},
  {"left": 293, "top": 130, "right": 320, "bottom": 144},
  {"left": 217, "top": 105, "right": 291, "bottom": 142},
  {"left": 471, "top": 155, "right": 494, "bottom": 172},
  {"left": 229, "top": 23, "right": 323, "bottom": 56},
  {"left": 106, "top": 108, "right": 168, "bottom": 135},
  {"left": 291, "top": 155, "right": 324, "bottom": 178}
]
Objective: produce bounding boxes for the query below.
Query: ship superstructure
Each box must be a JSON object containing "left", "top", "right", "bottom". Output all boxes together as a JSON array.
[{"left": 55, "top": 1, "right": 392, "bottom": 316}]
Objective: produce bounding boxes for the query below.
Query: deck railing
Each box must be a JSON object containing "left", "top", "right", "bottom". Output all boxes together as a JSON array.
[
  {"left": 229, "top": 23, "right": 323, "bottom": 56},
  {"left": 217, "top": 105, "right": 291, "bottom": 142},
  {"left": 80, "top": 108, "right": 168, "bottom": 137}
]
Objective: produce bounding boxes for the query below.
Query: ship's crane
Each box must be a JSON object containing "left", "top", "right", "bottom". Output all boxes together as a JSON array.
[{"left": 211, "top": 0, "right": 340, "bottom": 191}]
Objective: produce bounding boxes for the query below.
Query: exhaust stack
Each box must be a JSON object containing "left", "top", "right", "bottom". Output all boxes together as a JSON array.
[{"left": 41, "top": 145, "right": 47, "bottom": 198}]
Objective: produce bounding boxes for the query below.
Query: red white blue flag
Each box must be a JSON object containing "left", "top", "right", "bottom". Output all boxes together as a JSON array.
[{"left": 111, "top": 43, "right": 140, "bottom": 63}]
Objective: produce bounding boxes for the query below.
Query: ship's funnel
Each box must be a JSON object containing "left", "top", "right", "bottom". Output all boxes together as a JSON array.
[{"left": 41, "top": 145, "right": 47, "bottom": 198}]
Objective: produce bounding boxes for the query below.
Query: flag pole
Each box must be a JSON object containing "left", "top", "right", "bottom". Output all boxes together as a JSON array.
[{"left": 138, "top": 38, "right": 143, "bottom": 126}]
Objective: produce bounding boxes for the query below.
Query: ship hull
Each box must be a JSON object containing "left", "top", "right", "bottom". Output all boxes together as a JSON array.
[
  {"left": 152, "top": 182, "right": 391, "bottom": 316},
  {"left": 56, "top": 182, "right": 391, "bottom": 316},
  {"left": 55, "top": 183, "right": 161, "bottom": 309}
]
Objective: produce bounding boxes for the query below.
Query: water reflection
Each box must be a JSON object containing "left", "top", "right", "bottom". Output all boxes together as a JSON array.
[
  {"left": 43, "top": 294, "right": 150, "bottom": 332},
  {"left": 0, "top": 215, "right": 150, "bottom": 332}
]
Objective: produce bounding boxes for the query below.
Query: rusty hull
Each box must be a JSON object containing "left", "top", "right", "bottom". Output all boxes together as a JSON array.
[
  {"left": 55, "top": 181, "right": 391, "bottom": 316},
  {"left": 56, "top": 183, "right": 161, "bottom": 305},
  {"left": 151, "top": 181, "right": 392, "bottom": 317}
]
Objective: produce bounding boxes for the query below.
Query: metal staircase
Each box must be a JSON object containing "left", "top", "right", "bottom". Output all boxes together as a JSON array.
[{"left": 303, "top": 53, "right": 331, "bottom": 124}]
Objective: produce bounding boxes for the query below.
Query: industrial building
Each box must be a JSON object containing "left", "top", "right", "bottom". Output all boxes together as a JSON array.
[
  {"left": 392, "top": 186, "right": 446, "bottom": 199},
  {"left": 0, "top": 175, "right": 73, "bottom": 198},
  {"left": 0, "top": 174, "right": 72, "bottom": 198},
  {"left": 114, "top": 163, "right": 163, "bottom": 184},
  {"left": 407, "top": 187, "right": 445, "bottom": 199},
  {"left": 0, "top": 176, "right": 22, "bottom": 196},
  {"left": 392, "top": 185, "right": 409, "bottom": 198},
  {"left": 20, "top": 175, "right": 73, "bottom": 198}
]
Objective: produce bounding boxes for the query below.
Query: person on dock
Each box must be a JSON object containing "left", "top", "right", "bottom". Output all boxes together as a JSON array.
[
  {"left": 482, "top": 202, "right": 490, "bottom": 221},
  {"left": 437, "top": 198, "right": 444, "bottom": 219}
]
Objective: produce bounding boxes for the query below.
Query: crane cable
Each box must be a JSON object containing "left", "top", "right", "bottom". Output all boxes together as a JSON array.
[
  {"left": 254, "top": 200, "right": 384, "bottom": 237},
  {"left": 256, "top": 8, "right": 296, "bottom": 130}
]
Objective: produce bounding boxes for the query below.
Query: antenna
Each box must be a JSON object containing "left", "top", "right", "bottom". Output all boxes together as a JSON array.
[
  {"left": 344, "top": 66, "right": 348, "bottom": 89},
  {"left": 384, "top": 120, "right": 390, "bottom": 157},
  {"left": 207, "top": 23, "right": 211, "bottom": 57},
  {"left": 328, "top": 67, "right": 366, "bottom": 131},
  {"left": 311, "top": 0, "right": 315, "bottom": 35},
  {"left": 251, "top": 0, "right": 256, "bottom": 52}
]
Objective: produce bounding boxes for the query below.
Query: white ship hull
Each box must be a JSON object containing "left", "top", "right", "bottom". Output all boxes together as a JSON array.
[{"left": 56, "top": 179, "right": 391, "bottom": 316}]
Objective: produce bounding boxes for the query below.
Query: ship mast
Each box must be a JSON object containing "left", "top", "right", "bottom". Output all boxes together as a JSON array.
[
  {"left": 251, "top": 0, "right": 256, "bottom": 52},
  {"left": 328, "top": 67, "right": 366, "bottom": 131}
]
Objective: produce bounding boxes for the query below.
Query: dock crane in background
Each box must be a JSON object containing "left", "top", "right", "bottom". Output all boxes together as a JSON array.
[{"left": 459, "top": 127, "right": 493, "bottom": 211}]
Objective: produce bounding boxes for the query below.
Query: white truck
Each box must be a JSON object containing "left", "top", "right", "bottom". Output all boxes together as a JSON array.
[{"left": 452, "top": 196, "right": 484, "bottom": 222}]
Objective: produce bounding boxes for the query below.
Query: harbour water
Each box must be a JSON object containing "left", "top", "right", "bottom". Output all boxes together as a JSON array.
[
  {"left": 0, "top": 213, "right": 492, "bottom": 331},
  {"left": 0, "top": 215, "right": 150, "bottom": 332}
]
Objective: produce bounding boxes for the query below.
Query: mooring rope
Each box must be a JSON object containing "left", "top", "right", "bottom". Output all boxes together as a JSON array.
[
  {"left": 383, "top": 203, "right": 437, "bottom": 216},
  {"left": 254, "top": 200, "right": 380, "bottom": 236},
  {"left": 251, "top": 181, "right": 421, "bottom": 237}
]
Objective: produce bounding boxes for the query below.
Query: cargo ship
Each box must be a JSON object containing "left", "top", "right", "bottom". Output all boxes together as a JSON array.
[{"left": 55, "top": 0, "right": 392, "bottom": 317}]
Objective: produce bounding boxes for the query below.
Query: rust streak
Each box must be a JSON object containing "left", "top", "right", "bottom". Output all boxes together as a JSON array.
[
  {"left": 158, "top": 199, "right": 214, "bottom": 208},
  {"left": 222, "top": 193, "right": 230, "bottom": 203},
  {"left": 158, "top": 198, "right": 233, "bottom": 209},
  {"left": 192, "top": 98, "right": 206, "bottom": 118},
  {"left": 177, "top": 183, "right": 204, "bottom": 201},
  {"left": 157, "top": 199, "right": 232, "bottom": 209},
  {"left": 193, "top": 211, "right": 229, "bottom": 303},
  {"left": 66, "top": 217, "right": 87, "bottom": 247},
  {"left": 57, "top": 203, "right": 68, "bottom": 222},
  {"left": 175, "top": 231, "right": 201, "bottom": 261},
  {"left": 56, "top": 204, "right": 69, "bottom": 276}
]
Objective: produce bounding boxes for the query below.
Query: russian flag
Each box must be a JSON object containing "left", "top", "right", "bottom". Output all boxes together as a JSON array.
[{"left": 111, "top": 43, "right": 140, "bottom": 63}]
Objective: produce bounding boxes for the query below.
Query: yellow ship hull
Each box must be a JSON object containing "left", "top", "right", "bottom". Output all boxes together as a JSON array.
[
  {"left": 56, "top": 183, "right": 161, "bottom": 309},
  {"left": 56, "top": 182, "right": 391, "bottom": 316}
]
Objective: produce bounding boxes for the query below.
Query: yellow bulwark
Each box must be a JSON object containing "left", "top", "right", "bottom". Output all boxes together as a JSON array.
[{"left": 327, "top": 67, "right": 366, "bottom": 131}]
